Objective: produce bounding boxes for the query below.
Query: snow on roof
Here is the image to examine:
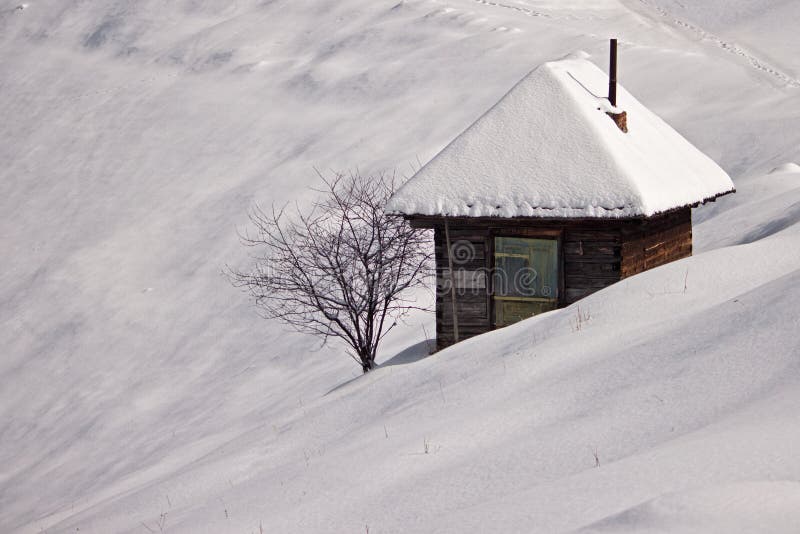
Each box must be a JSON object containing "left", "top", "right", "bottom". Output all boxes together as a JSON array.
[{"left": 386, "top": 54, "right": 735, "bottom": 219}]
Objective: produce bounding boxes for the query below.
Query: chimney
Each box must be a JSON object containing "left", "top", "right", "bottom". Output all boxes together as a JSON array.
[
  {"left": 608, "top": 38, "right": 618, "bottom": 107},
  {"left": 606, "top": 38, "right": 627, "bottom": 133}
]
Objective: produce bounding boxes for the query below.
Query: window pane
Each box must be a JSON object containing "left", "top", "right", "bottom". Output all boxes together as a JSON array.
[{"left": 494, "top": 237, "right": 558, "bottom": 300}]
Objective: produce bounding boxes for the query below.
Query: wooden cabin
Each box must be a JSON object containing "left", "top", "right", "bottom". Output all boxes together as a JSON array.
[{"left": 386, "top": 46, "right": 735, "bottom": 351}]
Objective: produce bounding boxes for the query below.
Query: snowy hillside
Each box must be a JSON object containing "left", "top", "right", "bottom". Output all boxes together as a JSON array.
[{"left": 1, "top": 0, "right": 800, "bottom": 532}]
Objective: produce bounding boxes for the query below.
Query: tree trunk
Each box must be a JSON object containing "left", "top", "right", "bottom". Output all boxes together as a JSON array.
[{"left": 361, "top": 354, "right": 375, "bottom": 374}]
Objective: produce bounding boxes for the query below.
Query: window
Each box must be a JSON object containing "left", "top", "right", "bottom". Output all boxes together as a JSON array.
[{"left": 493, "top": 236, "right": 559, "bottom": 327}]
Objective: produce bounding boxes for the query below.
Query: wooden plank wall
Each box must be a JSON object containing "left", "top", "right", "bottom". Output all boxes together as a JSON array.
[
  {"left": 434, "top": 226, "right": 491, "bottom": 351},
  {"left": 422, "top": 211, "right": 692, "bottom": 350},
  {"left": 431, "top": 220, "right": 625, "bottom": 351},
  {"left": 620, "top": 208, "right": 692, "bottom": 278},
  {"left": 563, "top": 228, "right": 621, "bottom": 304}
]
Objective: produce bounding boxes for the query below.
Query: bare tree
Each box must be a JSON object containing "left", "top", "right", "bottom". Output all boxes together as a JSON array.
[{"left": 231, "top": 171, "right": 432, "bottom": 373}]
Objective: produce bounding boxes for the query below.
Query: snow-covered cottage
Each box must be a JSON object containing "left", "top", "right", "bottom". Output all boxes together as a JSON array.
[{"left": 386, "top": 45, "right": 735, "bottom": 351}]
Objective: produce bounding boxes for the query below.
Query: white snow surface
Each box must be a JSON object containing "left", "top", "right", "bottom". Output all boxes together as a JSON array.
[
  {"left": 386, "top": 56, "right": 735, "bottom": 218},
  {"left": 3, "top": 0, "right": 800, "bottom": 533}
]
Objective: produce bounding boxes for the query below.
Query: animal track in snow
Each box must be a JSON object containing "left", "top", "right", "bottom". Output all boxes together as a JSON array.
[
  {"left": 636, "top": 0, "right": 800, "bottom": 88},
  {"left": 471, "top": 0, "right": 550, "bottom": 18}
]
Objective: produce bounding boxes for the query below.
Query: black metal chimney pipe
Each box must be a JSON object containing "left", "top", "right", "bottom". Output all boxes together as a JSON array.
[{"left": 609, "top": 38, "right": 618, "bottom": 107}]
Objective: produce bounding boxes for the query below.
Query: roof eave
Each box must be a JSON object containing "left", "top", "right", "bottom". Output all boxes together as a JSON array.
[{"left": 392, "top": 187, "right": 736, "bottom": 226}]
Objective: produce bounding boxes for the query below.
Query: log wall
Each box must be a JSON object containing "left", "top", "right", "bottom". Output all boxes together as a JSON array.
[{"left": 620, "top": 208, "right": 692, "bottom": 278}]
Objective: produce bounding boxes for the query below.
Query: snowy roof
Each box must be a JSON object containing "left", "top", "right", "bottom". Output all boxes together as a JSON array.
[{"left": 386, "top": 55, "right": 735, "bottom": 219}]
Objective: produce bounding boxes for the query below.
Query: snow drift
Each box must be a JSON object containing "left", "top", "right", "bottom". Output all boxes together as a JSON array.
[{"left": 2, "top": 0, "right": 800, "bottom": 533}]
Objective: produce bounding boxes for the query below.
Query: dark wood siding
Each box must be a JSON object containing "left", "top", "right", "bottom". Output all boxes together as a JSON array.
[
  {"left": 434, "top": 225, "right": 491, "bottom": 350},
  {"left": 563, "top": 228, "right": 621, "bottom": 304},
  {"left": 415, "top": 210, "right": 690, "bottom": 351}
]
